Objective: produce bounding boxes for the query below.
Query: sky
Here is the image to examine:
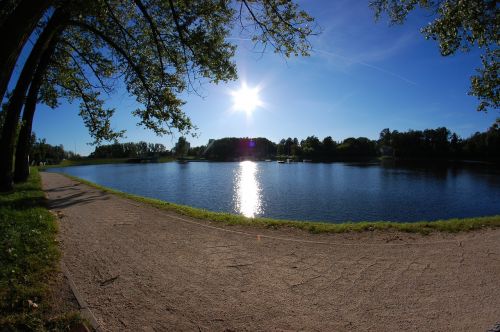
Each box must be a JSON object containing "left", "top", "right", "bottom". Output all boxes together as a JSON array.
[{"left": 30, "top": 0, "right": 498, "bottom": 156}]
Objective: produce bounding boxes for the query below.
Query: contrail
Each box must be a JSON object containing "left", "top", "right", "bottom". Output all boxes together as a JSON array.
[
  {"left": 313, "top": 48, "right": 417, "bottom": 86},
  {"left": 226, "top": 37, "right": 253, "bottom": 42}
]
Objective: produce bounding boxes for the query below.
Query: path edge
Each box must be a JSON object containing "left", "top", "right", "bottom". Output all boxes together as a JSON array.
[{"left": 61, "top": 262, "right": 102, "bottom": 332}]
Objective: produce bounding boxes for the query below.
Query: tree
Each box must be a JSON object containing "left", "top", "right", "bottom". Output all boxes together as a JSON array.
[
  {"left": 174, "top": 136, "right": 189, "bottom": 158},
  {"left": 277, "top": 139, "right": 286, "bottom": 156},
  {"left": 301, "top": 136, "right": 322, "bottom": 158},
  {"left": 449, "top": 132, "right": 461, "bottom": 157},
  {"left": 14, "top": 36, "right": 60, "bottom": 182},
  {"left": 370, "top": 0, "right": 498, "bottom": 112},
  {"left": 337, "top": 137, "right": 378, "bottom": 158},
  {"left": 5, "top": 7, "right": 122, "bottom": 183},
  {"left": 379, "top": 128, "right": 392, "bottom": 146},
  {"left": 0, "top": 8, "right": 68, "bottom": 188},
  {"left": 0, "top": 0, "right": 54, "bottom": 102},
  {"left": 202, "top": 137, "right": 275, "bottom": 160},
  {"left": 322, "top": 136, "right": 337, "bottom": 159},
  {"left": 28, "top": 134, "right": 68, "bottom": 166},
  {"left": 0, "top": 0, "right": 317, "bottom": 191},
  {"left": 188, "top": 145, "right": 206, "bottom": 158},
  {"left": 291, "top": 137, "right": 301, "bottom": 156},
  {"left": 284, "top": 137, "right": 294, "bottom": 156}
]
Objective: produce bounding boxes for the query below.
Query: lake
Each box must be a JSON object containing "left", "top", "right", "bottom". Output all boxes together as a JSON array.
[{"left": 47, "top": 161, "right": 500, "bottom": 223}]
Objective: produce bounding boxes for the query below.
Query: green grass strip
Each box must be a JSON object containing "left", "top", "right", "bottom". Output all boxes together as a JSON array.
[
  {"left": 41, "top": 156, "right": 175, "bottom": 169},
  {"left": 0, "top": 168, "right": 82, "bottom": 330},
  {"left": 60, "top": 172, "right": 500, "bottom": 235}
]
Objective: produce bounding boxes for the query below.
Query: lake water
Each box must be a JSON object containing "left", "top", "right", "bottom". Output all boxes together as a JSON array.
[{"left": 47, "top": 161, "right": 500, "bottom": 223}]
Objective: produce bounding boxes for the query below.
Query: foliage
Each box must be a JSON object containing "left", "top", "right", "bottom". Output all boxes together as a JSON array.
[
  {"left": 29, "top": 134, "right": 78, "bottom": 166},
  {"left": 461, "top": 119, "right": 500, "bottom": 159},
  {"left": 0, "top": 0, "right": 317, "bottom": 193},
  {"left": 276, "top": 136, "right": 378, "bottom": 161},
  {"left": 0, "top": 168, "right": 82, "bottom": 330},
  {"left": 65, "top": 173, "right": 500, "bottom": 235},
  {"left": 197, "top": 121, "right": 500, "bottom": 162},
  {"left": 38, "top": 13, "right": 123, "bottom": 145},
  {"left": 174, "top": 136, "right": 190, "bottom": 157},
  {"left": 370, "top": 0, "right": 499, "bottom": 112},
  {"left": 277, "top": 137, "right": 300, "bottom": 156},
  {"left": 337, "top": 137, "right": 378, "bottom": 158},
  {"left": 300, "top": 136, "right": 322, "bottom": 158},
  {"left": 471, "top": 48, "right": 499, "bottom": 112},
  {"left": 12, "top": 0, "right": 317, "bottom": 145},
  {"left": 89, "top": 141, "right": 168, "bottom": 159},
  {"left": 379, "top": 120, "right": 500, "bottom": 160},
  {"left": 204, "top": 137, "right": 277, "bottom": 160},
  {"left": 187, "top": 144, "right": 207, "bottom": 158},
  {"left": 36, "top": 119, "right": 500, "bottom": 164}
]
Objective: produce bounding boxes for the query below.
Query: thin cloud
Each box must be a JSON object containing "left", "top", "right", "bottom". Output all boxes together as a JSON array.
[
  {"left": 226, "top": 37, "right": 253, "bottom": 42},
  {"left": 328, "top": 92, "right": 357, "bottom": 112},
  {"left": 313, "top": 48, "right": 417, "bottom": 85}
]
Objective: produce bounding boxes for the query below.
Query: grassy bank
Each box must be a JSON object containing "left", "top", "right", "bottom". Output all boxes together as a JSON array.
[
  {"left": 0, "top": 168, "right": 82, "bottom": 330},
  {"left": 42, "top": 156, "right": 175, "bottom": 168},
  {"left": 62, "top": 173, "right": 500, "bottom": 234}
]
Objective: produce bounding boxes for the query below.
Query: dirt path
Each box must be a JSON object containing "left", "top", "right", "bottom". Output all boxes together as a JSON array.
[{"left": 41, "top": 172, "right": 500, "bottom": 332}]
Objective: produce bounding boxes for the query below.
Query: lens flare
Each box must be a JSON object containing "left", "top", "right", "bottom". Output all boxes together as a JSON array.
[
  {"left": 230, "top": 82, "right": 263, "bottom": 115},
  {"left": 234, "top": 161, "right": 262, "bottom": 218}
]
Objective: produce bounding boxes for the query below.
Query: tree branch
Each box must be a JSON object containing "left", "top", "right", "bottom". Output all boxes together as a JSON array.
[
  {"left": 61, "top": 39, "right": 113, "bottom": 94},
  {"left": 132, "top": 0, "right": 167, "bottom": 84},
  {"left": 69, "top": 20, "right": 153, "bottom": 102},
  {"left": 62, "top": 47, "right": 102, "bottom": 91},
  {"left": 102, "top": 0, "right": 138, "bottom": 46},
  {"left": 167, "top": 0, "right": 199, "bottom": 92}
]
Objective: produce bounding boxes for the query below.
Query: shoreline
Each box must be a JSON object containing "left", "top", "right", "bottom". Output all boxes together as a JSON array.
[
  {"left": 42, "top": 156, "right": 500, "bottom": 168},
  {"left": 48, "top": 171, "right": 500, "bottom": 235}
]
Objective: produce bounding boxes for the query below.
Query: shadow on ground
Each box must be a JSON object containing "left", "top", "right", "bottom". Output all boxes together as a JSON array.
[{"left": 48, "top": 191, "right": 110, "bottom": 209}]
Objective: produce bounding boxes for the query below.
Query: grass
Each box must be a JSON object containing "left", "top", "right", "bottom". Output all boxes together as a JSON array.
[
  {"left": 62, "top": 172, "right": 500, "bottom": 235},
  {"left": 0, "top": 168, "right": 83, "bottom": 330},
  {"left": 43, "top": 157, "right": 133, "bottom": 168},
  {"left": 42, "top": 156, "right": 175, "bottom": 169}
]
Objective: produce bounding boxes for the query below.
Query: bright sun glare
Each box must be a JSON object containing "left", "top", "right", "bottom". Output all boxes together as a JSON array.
[{"left": 230, "top": 82, "right": 263, "bottom": 114}]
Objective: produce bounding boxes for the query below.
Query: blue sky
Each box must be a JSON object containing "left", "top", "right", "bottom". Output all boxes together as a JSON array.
[{"left": 31, "top": 0, "right": 498, "bottom": 156}]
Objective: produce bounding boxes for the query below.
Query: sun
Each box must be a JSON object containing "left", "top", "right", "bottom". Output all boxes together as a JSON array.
[{"left": 230, "top": 82, "right": 263, "bottom": 114}]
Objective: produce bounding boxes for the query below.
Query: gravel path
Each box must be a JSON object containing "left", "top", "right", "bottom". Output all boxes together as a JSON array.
[{"left": 42, "top": 172, "right": 500, "bottom": 332}]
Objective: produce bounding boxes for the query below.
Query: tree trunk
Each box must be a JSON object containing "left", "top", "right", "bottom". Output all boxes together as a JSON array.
[
  {"left": 0, "top": 0, "right": 53, "bottom": 102},
  {"left": 14, "top": 36, "right": 59, "bottom": 183},
  {"left": 0, "top": 8, "right": 65, "bottom": 192}
]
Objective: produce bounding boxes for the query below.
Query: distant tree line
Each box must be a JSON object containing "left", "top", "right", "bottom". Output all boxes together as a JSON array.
[
  {"left": 203, "top": 120, "right": 500, "bottom": 162},
  {"left": 92, "top": 121, "right": 497, "bottom": 162},
  {"left": 29, "top": 133, "right": 79, "bottom": 165},
  {"left": 379, "top": 120, "right": 500, "bottom": 160},
  {"left": 276, "top": 136, "right": 378, "bottom": 161},
  {"left": 203, "top": 137, "right": 277, "bottom": 161},
  {"left": 29, "top": 120, "right": 500, "bottom": 164},
  {"left": 89, "top": 141, "right": 169, "bottom": 159}
]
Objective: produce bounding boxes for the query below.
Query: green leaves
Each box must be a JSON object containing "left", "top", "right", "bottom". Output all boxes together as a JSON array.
[
  {"left": 470, "top": 49, "right": 499, "bottom": 112},
  {"left": 77, "top": 91, "right": 125, "bottom": 145},
  {"left": 370, "top": 0, "right": 499, "bottom": 113},
  {"left": 239, "top": 0, "right": 316, "bottom": 57},
  {"left": 26, "top": 0, "right": 316, "bottom": 144}
]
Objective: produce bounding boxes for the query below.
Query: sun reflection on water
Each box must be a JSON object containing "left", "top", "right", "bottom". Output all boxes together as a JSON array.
[{"left": 234, "top": 161, "right": 262, "bottom": 218}]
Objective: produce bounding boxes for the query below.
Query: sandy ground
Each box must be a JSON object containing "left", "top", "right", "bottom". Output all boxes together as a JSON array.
[{"left": 41, "top": 172, "right": 500, "bottom": 332}]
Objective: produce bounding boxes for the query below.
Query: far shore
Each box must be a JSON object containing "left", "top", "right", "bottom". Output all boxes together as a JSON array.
[{"left": 42, "top": 155, "right": 500, "bottom": 169}]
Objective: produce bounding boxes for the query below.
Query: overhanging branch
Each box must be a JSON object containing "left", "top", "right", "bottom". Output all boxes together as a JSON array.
[{"left": 69, "top": 20, "right": 153, "bottom": 102}]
